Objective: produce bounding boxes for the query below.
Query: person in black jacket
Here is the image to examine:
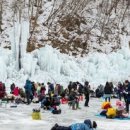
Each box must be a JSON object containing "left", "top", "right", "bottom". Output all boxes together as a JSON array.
[
  {"left": 77, "top": 82, "right": 84, "bottom": 95},
  {"left": 84, "top": 81, "right": 90, "bottom": 107},
  {"left": 124, "top": 80, "right": 130, "bottom": 113},
  {"left": 68, "top": 81, "right": 72, "bottom": 94},
  {"left": 104, "top": 82, "right": 113, "bottom": 102},
  {"left": 41, "top": 96, "right": 51, "bottom": 110},
  {"left": 10, "top": 83, "right": 15, "bottom": 94}
]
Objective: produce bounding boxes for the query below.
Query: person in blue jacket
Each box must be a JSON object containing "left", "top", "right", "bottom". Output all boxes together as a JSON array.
[
  {"left": 24, "top": 80, "right": 33, "bottom": 104},
  {"left": 51, "top": 119, "right": 97, "bottom": 130},
  {"left": 47, "top": 82, "right": 54, "bottom": 95}
]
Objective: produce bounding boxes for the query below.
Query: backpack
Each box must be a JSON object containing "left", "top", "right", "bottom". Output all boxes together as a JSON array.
[
  {"left": 52, "top": 109, "right": 61, "bottom": 114},
  {"left": 71, "top": 123, "right": 89, "bottom": 130}
]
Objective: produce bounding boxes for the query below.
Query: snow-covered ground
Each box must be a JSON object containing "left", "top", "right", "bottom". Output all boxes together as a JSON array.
[{"left": 0, "top": 98, "right": 129, "bottom": 130}]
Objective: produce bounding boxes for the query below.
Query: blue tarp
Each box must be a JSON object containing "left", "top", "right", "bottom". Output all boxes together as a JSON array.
[{"left": 95, "top": 114, "right": 130, "bottom": 120}]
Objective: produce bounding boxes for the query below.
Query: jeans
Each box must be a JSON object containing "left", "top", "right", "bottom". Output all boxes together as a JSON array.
[
  {"left": 105, "top": 97, "right": 110, "bottom": 102},
  {"left": 104, "top": 94, "right": 111, "bottom": 102}
]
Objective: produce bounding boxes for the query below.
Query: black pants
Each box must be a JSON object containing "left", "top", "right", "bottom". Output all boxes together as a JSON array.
[
  {"left": 123, "top": 93, "right": 127, "bottom": 103},
  {"left": 51, "top": 124, "right": 71, "bottom": 130},
  {"left": 118, "top": 93, "right": 122, "bottom": 101},
  {"left": 84, "top": 95, "right": 89, "bottom": 106},
  {"left": 126, "top": 101, "right": 129, "bottom": 113},
  {"left": 26, "top": 91, "right": 33, "bottom": 104}
]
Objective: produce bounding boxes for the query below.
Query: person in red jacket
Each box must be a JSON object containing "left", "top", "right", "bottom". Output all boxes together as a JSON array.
[
  {"left": 13, "top": 87, "right": 20, "bottom": 96},
  {"left": 0, "top": 82, "right": 6, "bottom": 99}
]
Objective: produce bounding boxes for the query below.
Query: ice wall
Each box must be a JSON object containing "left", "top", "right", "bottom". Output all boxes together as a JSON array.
[
  {"left": 1, "top": 44, "right": 130, "bottom": 88},
  {"left": 36, "top": 45, "right": 130, "bottom": 86}
]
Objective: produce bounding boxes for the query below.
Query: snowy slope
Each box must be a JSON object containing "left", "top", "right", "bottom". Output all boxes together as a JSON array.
[{"left": 1, "top": 0, "right": 130, "bottom": 55}]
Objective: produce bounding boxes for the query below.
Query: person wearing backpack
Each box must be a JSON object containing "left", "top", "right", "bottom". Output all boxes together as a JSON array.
[
  {"left": 104, "top": 82, "right": 113, "bottom": 102},
  {"left": 24, "top": 80, "right": 33, "bottom": 104}
]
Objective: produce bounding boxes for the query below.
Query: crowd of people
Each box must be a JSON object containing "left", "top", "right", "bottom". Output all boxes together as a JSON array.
[
  {"left": 96, "top": 80, "right": 130, "bottom": 113},
  {"left": 0, "top": 79, "right": 130, "bottom": 111},
  {"left": 0, "top": 79, "right": 130, "bottom": 129}
]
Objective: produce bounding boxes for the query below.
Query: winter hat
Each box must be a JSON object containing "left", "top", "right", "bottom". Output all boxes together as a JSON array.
[
  {"left": 84, "top": 120, "right": 97, "bottom": 129},
  {"left": 102, "top": 102, "right": 112, "bottom": 110},
  {"left": 116, "top": 100, "right": 125, "bottom": 111},
  {"left": 125, "top": 80, "right": 129, "bottom": 84},
  {"left": 84, "top": 119, "right": 92, "bottom": 128},
  {"left": 117, "top": 105, "right": 125, "bottom": 111},
  {"left": 93, "top": 121, "right": 97, "bottom": 129},
  {"left": 116, "top": 100, "right": 122, "bottom": 106}
]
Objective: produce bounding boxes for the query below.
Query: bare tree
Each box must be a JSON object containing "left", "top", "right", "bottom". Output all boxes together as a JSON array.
[
  {"left": 2, "top": 0, "right": 130, "bottom": 57},
  {"left": 0, "top": 0, "right": 3, "bottom": 33},
  {"left": 43, "top": 0, "right": 130, "bottom": 54},
  {"left": 26, "top": 0, "right": 43, "bottom": 51}
]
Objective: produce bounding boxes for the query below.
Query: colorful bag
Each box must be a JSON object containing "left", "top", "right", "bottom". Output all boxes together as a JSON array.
[
  {"left": 52, "top": 109, "right": 61, "bottom": 114},
  {"left": 116, "top": 100, "right": 125, "bottom": 111},
  {"left": 32, "top": 109, "right": 41, "bottom": 120}
]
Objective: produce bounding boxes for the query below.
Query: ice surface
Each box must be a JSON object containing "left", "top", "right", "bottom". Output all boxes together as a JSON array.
[{"left": 0, "top": 98, "right": 129, "bottom": 130}]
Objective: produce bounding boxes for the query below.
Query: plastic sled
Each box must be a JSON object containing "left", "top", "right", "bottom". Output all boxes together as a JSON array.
[
  {"left": 61, "top": 98, "right": 68, "bottom": 104},
  {"left": 10, "top": 105, "right": 17, "bottom": 108}
]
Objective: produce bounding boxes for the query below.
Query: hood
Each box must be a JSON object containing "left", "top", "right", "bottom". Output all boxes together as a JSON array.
[{"left": 84, "top": 119, "right": 92, "bottom": 128}]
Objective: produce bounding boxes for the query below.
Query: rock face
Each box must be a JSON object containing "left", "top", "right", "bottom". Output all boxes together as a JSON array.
[{"left": 0, "top": 0, "right": 130, "bottom": 56}]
